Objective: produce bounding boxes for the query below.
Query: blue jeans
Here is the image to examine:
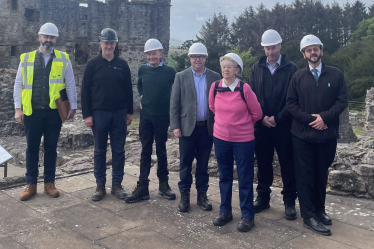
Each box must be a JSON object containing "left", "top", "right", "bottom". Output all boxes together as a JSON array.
[
  {"left": 178, "top": 125, "right": 213, "bottom": 193},
  {"left": 214, "top": 137, "right": 255, "bottom": 219},
  {"left": 24, "top": 109, "right": 62, "bottom": 184},
  {"left": 92, "top": 109, "right": 127, "bottom": 186}
]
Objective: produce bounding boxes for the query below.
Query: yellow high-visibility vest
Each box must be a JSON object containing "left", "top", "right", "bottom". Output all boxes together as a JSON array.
[{"left": 20, "top": 49, "right": 70, "bottom": 116}]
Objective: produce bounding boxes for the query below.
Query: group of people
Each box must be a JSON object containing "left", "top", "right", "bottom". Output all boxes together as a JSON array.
[{"left": 13, "top": 22, "right": 348, "bottom": 236}]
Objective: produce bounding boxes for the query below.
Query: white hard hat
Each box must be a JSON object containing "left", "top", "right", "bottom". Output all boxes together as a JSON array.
[
  {"left": 220, "top": 53, "right": 244, "bottom": 76},
  {"left": 144, "top": 38, "right": 163, "bottom": 53},
  {"left": 261, "top": 29, "right": 282, "bottom": 46},
  {"left": 38, "top": 23, "right": 59, "bottom": 37},
  {"left": 300, "top": 35, "right": 323, "bottom": 52},
  {"left": 188, "top": 43, "right": 208, "bottom": 56}
]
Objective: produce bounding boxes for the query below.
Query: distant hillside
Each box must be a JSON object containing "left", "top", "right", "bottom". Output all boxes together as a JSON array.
[{"left": 170, "top": 38, "right": 184, "bottom": 47}]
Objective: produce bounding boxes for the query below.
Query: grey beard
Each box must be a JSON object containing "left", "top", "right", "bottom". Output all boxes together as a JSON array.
[{"left": 42, "top": 43, "right": 54, "bottom": 50}]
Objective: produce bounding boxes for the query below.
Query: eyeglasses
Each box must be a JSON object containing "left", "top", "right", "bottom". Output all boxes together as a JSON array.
[
  {"left": 221, "top": 66, "right": 237, "bottom": 70},
  {"left": 304, "top": 47, "right": 321, "bottom": 53},
  {"left": 190, "top": 55, "right": 206, "bottom": 60}
]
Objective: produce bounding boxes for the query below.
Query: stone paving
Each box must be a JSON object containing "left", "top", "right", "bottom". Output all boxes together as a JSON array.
[{"left": 0, "top": 165, "right": 373, "bottom": 249}]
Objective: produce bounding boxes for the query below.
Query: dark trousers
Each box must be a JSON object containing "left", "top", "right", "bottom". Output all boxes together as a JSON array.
[
  {"left": 178, "top": 125, "right": 213, "bottom": 193},
  {"left": 92, "top": 109, "right": 127, "bottom": 186},
  {"left": 214, "top": 137, "right": 255, "bottom": 219},
  {"left": 255, "top": 125, "right": 297, "bottom": 205},
  {"left": 292, "top": 135, "right": 337, "bottom": 219},
  {"left": 24, "top": 109, "right": 62, "bottom": 184},
  {"left": 139, "top": 110, "right": 170, "bottom": 184}
]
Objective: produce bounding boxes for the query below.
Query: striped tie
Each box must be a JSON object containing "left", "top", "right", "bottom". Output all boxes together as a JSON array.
[{"left": 311, "top": 69, "right": 319, "bottom": 84}]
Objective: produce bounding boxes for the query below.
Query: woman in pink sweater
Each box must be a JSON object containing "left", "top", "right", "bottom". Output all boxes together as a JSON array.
[{"left": 209, "top": 53, "right": 262, "bottom": 232}]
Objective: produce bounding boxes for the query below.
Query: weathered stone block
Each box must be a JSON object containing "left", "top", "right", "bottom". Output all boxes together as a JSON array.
[
  {"left": 352, "top": 164, "right": 374, "bottom": 177},
  {"left": 328, "top": 170, "right": 366, "bottom": 193}
]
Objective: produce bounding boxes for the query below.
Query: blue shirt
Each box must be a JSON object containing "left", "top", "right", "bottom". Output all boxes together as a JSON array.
[
  {"left": 192, "top": 67, "right": 208, "bottom": 121},
  {"left": 146, "top": 59, "right": 163, "bottom": 67},
  {"left": 266, "top": 54, "right": 281, "bottom": 75}
]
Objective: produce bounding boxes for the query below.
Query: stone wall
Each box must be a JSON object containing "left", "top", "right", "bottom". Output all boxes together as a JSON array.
[
  {"left": 361, "top": 87, "right": 374, "bottom": 138},
  {"left": 0, "top": 0, "right": 172, "bottom": 110}
]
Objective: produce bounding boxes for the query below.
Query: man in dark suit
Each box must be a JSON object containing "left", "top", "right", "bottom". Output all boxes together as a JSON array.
[{"left": 170, "top": 43, "right": 221, "bottom": 212}]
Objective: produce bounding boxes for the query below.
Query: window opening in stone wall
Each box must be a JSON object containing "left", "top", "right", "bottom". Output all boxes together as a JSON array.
[
  {"left": 74, "top": 44, "right": 89, "bottom": 65},
  {"left": 79, "top": 3, "right": 88, "bottom": 7},
  {"left": 24, "top": 9, "right": 40, "bottom": 22},
  {"left": 11, "top": 46, "right": 16, "bottom": 56},
  {"left": 11, "top": 0, "right": 18, "bottom": 10}
]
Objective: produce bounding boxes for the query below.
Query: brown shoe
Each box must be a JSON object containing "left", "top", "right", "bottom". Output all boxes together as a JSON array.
[
  {"left": 44, "top": 182, "right": 60, "bottom": 198},
  {"left": 20, "top": 184, "right": 37, "bottom": 201}
]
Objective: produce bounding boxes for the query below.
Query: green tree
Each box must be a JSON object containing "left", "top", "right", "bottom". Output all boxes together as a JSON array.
[
  {"left": 227, "top": 47, "right": 258, "bottom": 81},
  {"left": 170, "top": 40, "right": 195, "bottom": 72},
  {"left": 330, "top": 40, "right": 374, "bottom": 101},
  {"left": 351, "top": 16, "right": 374, "bottom": 42},
  {"left": 196, "top": 13, "right": 231, "bottom": 74}
]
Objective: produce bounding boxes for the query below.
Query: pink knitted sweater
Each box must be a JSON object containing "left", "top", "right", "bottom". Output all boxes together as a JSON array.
[{"left": 209, "top": 80, "right": 262, "bottom": 142}]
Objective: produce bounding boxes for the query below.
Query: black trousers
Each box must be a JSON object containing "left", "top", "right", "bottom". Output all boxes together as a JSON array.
[
  {"left": 24, "top": 109, "right": 62, "bottom": 184},
  {"left": 139, "top": 110, "right": 170, "bottom": 184},
  {"left": 91, "top": 109, "right": 127, "bottom": 186},
  {"left": 292, "top": 135, "right": 337, "bottom": 218},
  {"left": 255, "top": 125, "right": 297, "bottom": 205},
  {"left": 178, "top": 125, "right": 213, "bottom": 193}
]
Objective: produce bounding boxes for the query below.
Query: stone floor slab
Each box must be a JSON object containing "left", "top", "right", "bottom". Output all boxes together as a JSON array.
[
  {"left": 0, "top": 196, "right": 48, "bottom": 236},
  {"left": 11, "top": 224, "right": 103, "bottom": 249},
  {"left": 116, "top": 202, "right": 209, "bottom": 239},
  {"left": 4, "top": 187, "right": 82, "bottom": 214},
  {"left": 45, "top": 202, "right": 140, "bottom": 241},
  {"left": 56, "top": 176, "right": 97, "bottom": 193},
  {"left": 97, "top": 226, "right": 180, "bottom": 249},
  {"left": 276, "top": 233, "right": 356, "bottom": 249},
  {"left": 0, "top": 235, "right": 26, "bottom": 249}
]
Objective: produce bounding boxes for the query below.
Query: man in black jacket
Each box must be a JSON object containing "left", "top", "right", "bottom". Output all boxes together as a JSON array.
[
  {"left": 287, "top": 35, "right": 348, "bottom": 236},
  {"left": 248, "top": 30, "right": 298, "bottom": 220},
  {"left": 81, "top": 28, "right": 133, "bottom": 201}
]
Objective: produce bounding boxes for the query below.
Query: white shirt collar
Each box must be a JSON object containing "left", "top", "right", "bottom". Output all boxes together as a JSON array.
[
  {"left": 266, "top": 54, "right": 281, "bottom": 67},
  {"left": 309, "top": 62, "right": 322, "bottom": 74},
  {"left": 222, "top": 78, "right": 239, "bottom": 92}
]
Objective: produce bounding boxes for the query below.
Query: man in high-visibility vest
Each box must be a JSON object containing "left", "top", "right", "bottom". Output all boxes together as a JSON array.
[{"left": 13, "top": 22, "right": 77, "bottom": 201}]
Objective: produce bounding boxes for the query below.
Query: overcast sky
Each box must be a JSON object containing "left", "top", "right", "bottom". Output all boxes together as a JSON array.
[{"left": 170, "top": 0, "right": 373, "bottom": 41}]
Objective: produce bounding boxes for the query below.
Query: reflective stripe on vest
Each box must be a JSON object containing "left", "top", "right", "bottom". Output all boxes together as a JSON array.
[{"left": 20, "top": 49, "right": 70, "bottom": 116}]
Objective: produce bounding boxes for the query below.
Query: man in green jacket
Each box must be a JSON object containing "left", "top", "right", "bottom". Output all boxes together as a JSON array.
[{"left": 125, "top": 39, "right": 177, "bottom": 203}]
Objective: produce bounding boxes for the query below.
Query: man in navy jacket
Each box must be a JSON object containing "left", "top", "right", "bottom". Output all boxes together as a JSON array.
[{"left": 287, "top": 35, "right": 348, "bottom": 236}]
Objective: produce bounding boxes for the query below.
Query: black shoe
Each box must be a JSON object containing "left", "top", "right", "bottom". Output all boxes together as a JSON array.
[
  {"left": 178, "top": 193, "right": 190, "bottom": 212},
  {"left": 316, "top": 212, "right": 332, "bottom": 225},
  {"left": 237, "top": 218, "right": 254, "bottom": 232},
  {"left": 159, "top": 181, "right": 176, "bottom": 200},
  {"left": 111, "top": 184, "right": 127, "bottom": 199},
  {"left": 254, "top": 197, "right": 270, "bottom": 213},
  {"left": 284, "top": 205, "right": 297, "bottom": 220},
  {"left": 124, "top": 181, "right": 150, "bottom": 203},
  {"left": 303, "top": 217, "right": 331, "bottom": 236},
  {"left": 197, "top": 192, "right": 212, "bottom": 211},
  {"left": 213, "top": 212, "right": 233, "bottom": 226},
  {"left": 91, "top": 185, "right": 106, "bottom": 201}
]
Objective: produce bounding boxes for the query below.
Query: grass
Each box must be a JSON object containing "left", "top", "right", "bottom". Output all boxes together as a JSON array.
[{"left": 353, "top": 129, "right": 362, "bottom": 136}]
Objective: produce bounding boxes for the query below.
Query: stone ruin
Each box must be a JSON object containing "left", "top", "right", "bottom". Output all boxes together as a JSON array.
[{"left": 328, "top": 87, "right": 374, "bottom": 198}]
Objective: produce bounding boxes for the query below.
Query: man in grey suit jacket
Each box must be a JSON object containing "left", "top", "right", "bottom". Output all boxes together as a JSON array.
[{"left": 170, "top": 43, "right": 221, "bottom": 212}]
